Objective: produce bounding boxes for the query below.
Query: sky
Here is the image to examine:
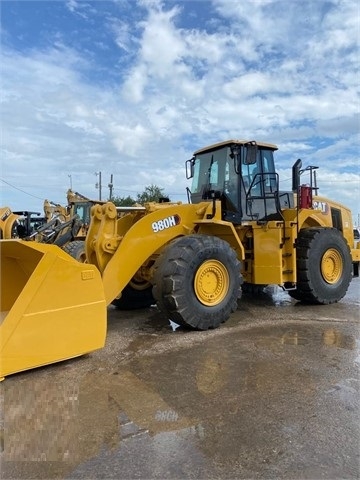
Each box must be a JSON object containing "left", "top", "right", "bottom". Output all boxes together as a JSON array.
[{"left": 1, "top": 0, "right": 359, "bottom": 224}]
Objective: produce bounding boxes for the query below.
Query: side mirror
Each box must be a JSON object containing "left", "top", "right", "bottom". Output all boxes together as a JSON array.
[
  {"left": 185, "top": 157, "right": 195, "bottom": 179},
  {"left": 244, "top": 141, "right": 258, "bottom": 165},
  {"left": 292, "top": 158, "right": 302, "bottom": 192}
]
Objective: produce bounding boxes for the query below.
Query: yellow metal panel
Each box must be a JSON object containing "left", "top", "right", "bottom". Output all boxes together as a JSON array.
[
  {"left": 252, "top": 225, "right": 284, "bottom": 285},
  {"left": 352, "top": 246, "right": 360, "bottom": 262},
  {"left": 0, "top": 207, "right": 20, "bottom": 238},
  {"left": 195, "top": 220, "right": 245, "bottom": 260},
  {"left": 0, "top": 240, "right": 107, "bottom": 380}
]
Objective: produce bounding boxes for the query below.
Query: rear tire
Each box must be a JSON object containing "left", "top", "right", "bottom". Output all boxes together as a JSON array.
[
  {"left": 289, "top": 227, "right": 352, "bottom": 304},
  {"left": 153, "top": 235, "right": 242, "bottom": 330},
  {"left": 62, "top": 240, "right": 86, "bottom": 262}
]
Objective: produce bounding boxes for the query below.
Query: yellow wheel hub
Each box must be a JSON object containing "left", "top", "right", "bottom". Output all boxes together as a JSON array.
[
  {"left": 321, "top": 248, "right": 343, "bottom": 284},
  {"left": 194, "top": 260, "right": 229, "bottom": 306}
]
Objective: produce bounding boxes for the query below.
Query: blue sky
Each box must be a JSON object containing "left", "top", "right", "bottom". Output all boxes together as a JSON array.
[{"left": 1, "top": 0, "right": 359, "bottom": 223}]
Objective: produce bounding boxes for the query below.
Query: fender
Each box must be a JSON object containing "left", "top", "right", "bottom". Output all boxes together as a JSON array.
[{"left": 98, "top": 202, "right": 243, "bottom": 305}]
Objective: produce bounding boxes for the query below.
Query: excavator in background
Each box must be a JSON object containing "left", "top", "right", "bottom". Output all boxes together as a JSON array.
[
  {"left": 0, "top": 190, "right": 103, "bottom": 261},
  {"left": 1, "top": 139, "right": 359, "bottom": 380}
]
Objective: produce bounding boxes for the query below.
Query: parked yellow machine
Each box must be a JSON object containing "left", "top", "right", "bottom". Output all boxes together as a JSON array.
[
  {"left": 0, "top": 207, "right": 20, "bottom": 239},
  {"left": 0, "top": 190, "right": 101, "bottom": 260},
  {"left": 1, "top": 139, "right": 359, "bottom": 379},
  {"left": 0, "top": 207, "right": 46, "bottom": 240},
  {"left": 42, "top": 189, "right": 106, "bottom": 260}
]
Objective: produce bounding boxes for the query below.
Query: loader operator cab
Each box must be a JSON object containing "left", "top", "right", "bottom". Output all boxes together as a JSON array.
[
  {"left": 72, "top": 201, "right": 91, "bottom": 226},
  {"left": 186, "top": 140, "right": 294, "bottom": 223}
]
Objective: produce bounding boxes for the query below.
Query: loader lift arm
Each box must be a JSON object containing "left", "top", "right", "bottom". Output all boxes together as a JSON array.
[{"left": 85, "top": 201, "right": 245, "bottom": 307}]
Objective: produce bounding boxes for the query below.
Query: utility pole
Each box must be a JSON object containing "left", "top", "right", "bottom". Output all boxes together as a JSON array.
[
  {"left": 95, "top": 171, "right": 102, "bottom": 201},
  {"left": 108, "top": 174, "right": 114, "bottom": 201},
  {"left": 68, "top": 174, "right": 72, "bottom": 189}
]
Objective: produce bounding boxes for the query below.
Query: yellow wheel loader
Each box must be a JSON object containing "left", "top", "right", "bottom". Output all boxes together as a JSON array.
[
  {"left": 42, "top": 189, "right": 107, "bottom": 260},
  {"left": 0, "top": 208, "right": 46, "bottom": 240},
  {"left": 0, "top": 207, "right": 21, "bottom": 239},
  {"left": 0, "top": 190, "right": 101, "bottom": 255},
  {"left": 1, "top": 139, "right": 359, "bottom": 379}
]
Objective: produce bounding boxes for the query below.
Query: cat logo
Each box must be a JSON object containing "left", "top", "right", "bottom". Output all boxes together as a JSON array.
[{"left": 313, "top": 201, "right": 329, "bottom": 214}]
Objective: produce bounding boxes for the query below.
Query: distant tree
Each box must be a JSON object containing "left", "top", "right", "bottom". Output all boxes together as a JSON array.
[
  {"left": 136, "top": 184, "right": 169, "bottom": 204},
  {"left": 111, "top": 195, "right": 136, "bottom": 206}
]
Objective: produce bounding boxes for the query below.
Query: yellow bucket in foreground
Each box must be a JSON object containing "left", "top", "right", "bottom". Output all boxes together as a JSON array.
[{"left": 0, "top": 240, "right": 107, "bottom": 380}]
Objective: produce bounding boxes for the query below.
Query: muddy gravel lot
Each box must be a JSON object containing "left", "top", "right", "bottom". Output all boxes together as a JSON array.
[{"left": 1, "top": 279, "right": 359, "bottom": 479}]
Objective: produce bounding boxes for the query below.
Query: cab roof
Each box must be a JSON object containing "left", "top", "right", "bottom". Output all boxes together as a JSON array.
[{"left": 193, "top": 139, "right": 278, "bottom": 155}]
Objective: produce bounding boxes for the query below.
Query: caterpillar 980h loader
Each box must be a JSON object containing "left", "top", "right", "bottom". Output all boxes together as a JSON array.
[{"left": 1, "top": 139, "right": 359, "bottom": 380}]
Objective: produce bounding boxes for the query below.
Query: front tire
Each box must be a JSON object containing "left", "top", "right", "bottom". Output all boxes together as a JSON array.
[
  {"left": 289, "top": 227, "right": 352, "bottom": 304},
  {"left": 62, "top": 240, "right": 86, "bottom": 262},
  {"left": 153, "top": 235, "right": 242, "bottom": 330}
]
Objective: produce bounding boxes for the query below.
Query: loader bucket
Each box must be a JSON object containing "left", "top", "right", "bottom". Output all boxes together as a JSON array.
[{"left": 0, "top": 240, "right": 107, "bottom": 380}]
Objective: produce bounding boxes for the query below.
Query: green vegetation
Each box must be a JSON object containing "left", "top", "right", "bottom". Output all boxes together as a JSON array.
[{"left": 111, "top": 184, "right": 169, "bottom": 206}]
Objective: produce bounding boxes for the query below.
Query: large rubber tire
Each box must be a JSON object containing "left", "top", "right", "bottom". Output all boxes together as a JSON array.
[
  {"left": 288, "top": 227, "right": 352, "bottom": 304},
  {"left": 111, "top": 282, "right": 155, "bottom": 310},
  {"left": 62, "top": 240, "right": 87, "bottom": 262},
  {"left": 152, "top": 235, "right": 242, "bottom": 330}
]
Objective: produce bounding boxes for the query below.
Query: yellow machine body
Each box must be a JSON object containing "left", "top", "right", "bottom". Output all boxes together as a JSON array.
[
  {"left": 1, "top": 139, "right": 359, "bottom": 379},
  {"left": 85, "top": 198, "right": 359, "bottom": 301},
  {"left": 0, "top": 240, "right": 107, "bottom": 380}
]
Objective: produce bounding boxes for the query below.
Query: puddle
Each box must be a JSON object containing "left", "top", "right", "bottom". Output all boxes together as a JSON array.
[
  {"left": 1, "top": 291, "right": 359, "bottom": 479},
  {"left": 241, "top": 280, "right": 360, "bottom": 309},
  {"left": 280, "top": 331, "right": 309, "bottom": 345},
  {"left": 255, "top": 326, "right": 357, "bottom": 350},
  {"left": 241, "top": 285, "right": 294, "bottom": 307},
  {"left": 140, "top": 311, "right": 176, "bottom": 334}
]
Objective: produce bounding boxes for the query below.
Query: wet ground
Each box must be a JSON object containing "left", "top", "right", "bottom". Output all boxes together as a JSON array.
[{"left": 1, "top": 279, "right": 359, "bottom": 479}]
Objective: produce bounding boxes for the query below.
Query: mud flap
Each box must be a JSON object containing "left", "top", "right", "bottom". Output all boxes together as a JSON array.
[{"left": 0, "top": 240, "right": 107, "bottom": 380}]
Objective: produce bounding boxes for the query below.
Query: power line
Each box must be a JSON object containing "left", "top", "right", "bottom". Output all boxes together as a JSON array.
[{"left": 0, "top": 178, "right": 46, "bottom": 201}]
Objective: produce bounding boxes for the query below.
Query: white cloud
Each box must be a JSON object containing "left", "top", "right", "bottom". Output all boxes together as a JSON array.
[
  {"left": 1, "top": 0, "right": 359, "bottom": 222},
  {"left": 109, "top": 123, "right": 152, "bottom": 156},
  {"left": 110, "top": 18, "right": 134, "bottom": 52}
]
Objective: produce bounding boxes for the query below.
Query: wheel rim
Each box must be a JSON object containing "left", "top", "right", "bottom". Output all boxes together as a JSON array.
[
  {"left": 321, "top": 248, "right": 343, "bottom": 284},
  {"left": 78, "top": 252, "right": 87, "bottom": 263},
  {"left": 194, "top": 260, "right": 229, "bottom": 306},
  {"left": 129, "top": 275, "right": 151, "bottom": 291}
]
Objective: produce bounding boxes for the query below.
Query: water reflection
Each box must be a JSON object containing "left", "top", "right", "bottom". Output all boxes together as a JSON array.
[
  {"left": 1, "top": 370, "right": 194, "bottom": 463},
  {"left": 280, "top": 331, "right": 308, "bottom": 345},
  {"left": 322, "top": 329, "right": 356, "bottom": 349},
  {"left": 242, "top": 285, "right": 293, "bottom": 307},
  {"left": 251, "top": 325, "right": 357, "bottom": 350},
  {"left": 1, "top": 318, "right": 359, "bottom": 479},
  {"left": 196, "top": 355, "right": 227, "bottom": 395},
  {"left": 1, "top": 378, "right": 80, "bottom": 461}
]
